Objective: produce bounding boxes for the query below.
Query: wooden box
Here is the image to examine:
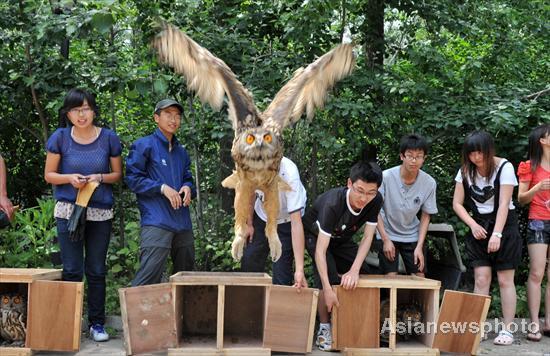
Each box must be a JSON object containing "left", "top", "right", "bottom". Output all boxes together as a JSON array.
[
  {"left": 0, "top": 268, "right": 84, "bottom": 355},
  {"left": 119, "top": 272, "right": 319, "bottom": 355},
  {"left": 333, "top": 275, "right": 491, "bottom": 355}
]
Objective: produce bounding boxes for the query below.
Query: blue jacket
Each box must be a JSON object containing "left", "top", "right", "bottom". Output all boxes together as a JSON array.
[{"left": 126, "top": 129, "right": 196, "bottom": 232}]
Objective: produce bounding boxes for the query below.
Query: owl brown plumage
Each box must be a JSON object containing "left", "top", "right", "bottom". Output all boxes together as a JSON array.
[
  {"left": 0, "top": 293, "right": 27, "bottom": 346},
  {"left": 154, "top": 25, "right": 355, "bottom": 261}
]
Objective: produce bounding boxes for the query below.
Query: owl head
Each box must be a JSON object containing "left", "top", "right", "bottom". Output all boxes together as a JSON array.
[
  {"left": 1, "top": 293, "right": 26, "bottom": 314},
  {"left": 238, "top": 127, "right": 279, "bottom": 156}
]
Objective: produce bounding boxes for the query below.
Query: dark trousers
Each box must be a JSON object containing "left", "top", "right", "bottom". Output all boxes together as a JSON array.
[
  {"left": 56, "top": 218, "right": 111, "bottom": 326},
  {"left": 241, "top": 213, "right": 294, "bottom": 285},
  {"left": 132, "top": 226, "right": 195, "bottom": 286},
  {"left": 306, "top": 233, "right": 370, "bottom": 288}
]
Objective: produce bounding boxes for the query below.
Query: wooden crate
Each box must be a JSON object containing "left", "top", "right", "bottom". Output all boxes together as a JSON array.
[
  {"left": 0, "top": 268, "right": 84, "bottom": 354},
  {"left": 333, "top": 275, "right": 491, "bottom": 355},
  {"left": 119, "top": 272, "right": 319, "bottom": 355},
  {"left": 333, "top": 275, "right": 440, "bottom": 353}
]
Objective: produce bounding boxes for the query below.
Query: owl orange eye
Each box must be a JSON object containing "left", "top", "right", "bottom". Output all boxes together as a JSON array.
[
  {"left": 246, "top": 134, "right": 255, "bottom": 144},
  {"left": 13, "top": 296, "right": 20, "bottom": 304},
  {"left": 3, "top": 297, "right": 8, "bottom": 304},
  {"left": 263, "top": 134, "right": 272, "bottom": 143}
]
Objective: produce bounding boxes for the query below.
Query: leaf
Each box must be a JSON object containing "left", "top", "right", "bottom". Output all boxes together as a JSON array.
[{"left": 91, "top": 12, "right": 114, "bottom": 34}]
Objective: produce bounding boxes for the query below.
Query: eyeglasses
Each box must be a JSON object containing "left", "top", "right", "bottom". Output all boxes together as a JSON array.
[
  {"left": 161, "top": 113, "right": 181, "bottom": 121},
  {"left": 404, "top": 154, "right": 425, "bottom": 162},
  {"left": 69, "top": 107, "right": 93, "bottom": 115},
  {"left": 351, "top": 184, "right": 377, "bottom": 198}
]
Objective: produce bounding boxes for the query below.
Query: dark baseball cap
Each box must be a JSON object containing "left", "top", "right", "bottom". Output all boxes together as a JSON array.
[{"left": 154, "top": 99, "right": 183, "bottom": 114}]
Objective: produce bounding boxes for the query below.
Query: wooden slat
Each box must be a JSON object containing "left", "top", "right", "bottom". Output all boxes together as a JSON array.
[
  {"left": 217, "top": 285, "right": 225, "bottom": 350},
  {"left": 118, "top": 287, "right": 132, "bottom": 355},
  {"left": 344, "top": 347, "right": 440, "bottom": 355},
  {"left": 223, "top": 347, "right": 270, "bottom": 355},
  {"left": 26, "top": 280, "right": 83, "bottom": 351},
  {"left": 168, "top": 347, "right": 270, "bottom": 355},
  {"left": 333, "top": 286, "right": 380, "bottom": 350},
  {"left": 356, "top": 275, "right": 440, "bottom": 289},
  {"left": 0, "top": 347, "right": 33, "bottom": 356},
  {"left": 118, "top": 283, "right": 177, "bottom": 355},
  {"left": 308, "top": 287, "right": 319, "bottom": 353},
  {"left": 263, "top": 285, "right": 319, "bottom": 353},
  {"left": 170, "top": 271, "right": 271, "bottom": 286},
  {"left": 0, "top": 268, "right": 61, "bottom": 283},
  {"left": 432, "top": 290, "right": 491, "bottom": 354},
  {"left": 168, "top": 348, "right": 221, "bottom": 355},
  {"left": 389, "top": 288, "right": 397, "bottom": 350},
  {"left": 173, "top": 284, "right": 183, "bottom": 350}
]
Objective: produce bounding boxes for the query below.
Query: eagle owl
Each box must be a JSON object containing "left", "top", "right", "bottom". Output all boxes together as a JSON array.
[
  {"left": 0, "top": 293, "right": 27, "bottom": 346},
  {"left": 154, "top": 25, "right": 355, "bottom": 261}
]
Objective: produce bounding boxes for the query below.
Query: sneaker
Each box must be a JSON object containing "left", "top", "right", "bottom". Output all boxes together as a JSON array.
[
  {"left": 90, "top": 324, "right": 109, "bottom": 342},
  {"left": 316, "top": 326, "right": 332, "bottom": 351}
]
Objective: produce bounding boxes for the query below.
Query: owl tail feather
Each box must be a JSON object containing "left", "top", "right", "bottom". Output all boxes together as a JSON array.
[{"left": 221, "top": 171, "right": 239, "bottom": 189}]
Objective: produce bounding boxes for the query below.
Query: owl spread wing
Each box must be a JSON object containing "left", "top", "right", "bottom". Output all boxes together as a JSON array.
[
  {"left": 262, "top": 44, "right": 355, "bottom": 133},
  {"left": 153, "top": 25, "right": 261, "bottom": 132}
]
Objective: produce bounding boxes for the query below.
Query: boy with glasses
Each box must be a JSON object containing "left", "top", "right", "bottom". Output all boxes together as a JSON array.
[
  {"left": 376, "top": 134, "right": 437, "bottom": 277},
  {"left": 303, "top": 161, "right": 383, "bottom": 351},
  {"left": 126, "top": 99, "right": 196, "bottom": 286}
]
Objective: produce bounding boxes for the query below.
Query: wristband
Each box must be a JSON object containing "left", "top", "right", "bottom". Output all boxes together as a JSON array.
[
  {"left": 99, "top": 173, "right": 104, "bottom": 184},
  {"left": 492, "top": 232, "right": 502, "bottom": 239}
]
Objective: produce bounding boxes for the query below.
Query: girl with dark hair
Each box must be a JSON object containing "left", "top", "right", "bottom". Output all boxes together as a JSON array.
[
  {"left": 44, "top": 88, "right": 122, "bottom": 342},
  {"left": 452, "top": 130, "right": 521, "bottom": 346},
  {"left": 517, "top": 124, "right": 550, "bottom": 341}
]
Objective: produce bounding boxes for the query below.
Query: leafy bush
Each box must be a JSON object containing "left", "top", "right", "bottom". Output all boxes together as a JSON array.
[{"left": 0, "top": 199, "right": 58, "bottom": 268}]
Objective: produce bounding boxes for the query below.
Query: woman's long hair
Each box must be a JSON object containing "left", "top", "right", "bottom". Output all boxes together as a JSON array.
[
  {"left": 461, "top": 130, "right": 496, "bottom": 183},
  {"left": 58, "top": 88, "right": 100, "bottom": 127},
  {"left": 527, "top": 123, "right": 550, "bottom": 173}
]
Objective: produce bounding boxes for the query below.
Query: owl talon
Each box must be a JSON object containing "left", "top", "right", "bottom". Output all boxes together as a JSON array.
[
  {"left": 231, "top": 236, "right": 245, "bottom": 261},
  {"left": 267, "top": 234, "right": 282, "bottom": 262}
]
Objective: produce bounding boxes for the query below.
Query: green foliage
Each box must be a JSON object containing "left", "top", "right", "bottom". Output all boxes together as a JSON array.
[{"left": 0, "top": 199, "right": 58, "bottom": 267}]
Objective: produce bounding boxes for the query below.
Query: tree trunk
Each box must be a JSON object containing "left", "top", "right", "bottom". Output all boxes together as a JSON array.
[
  {"left": 219, "top": 120, "right": 234, "bottom": 214},
  {"left": 362, "top": 0, "right": 385, "bottom": 71}
]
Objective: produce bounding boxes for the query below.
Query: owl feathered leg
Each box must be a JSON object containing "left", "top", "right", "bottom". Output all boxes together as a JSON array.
[
  {"left": 262, "top": 182, "right": 282, "bottom": 262},
  {"left": 231, "top": 179, "right": 254, "bottom": 261}
]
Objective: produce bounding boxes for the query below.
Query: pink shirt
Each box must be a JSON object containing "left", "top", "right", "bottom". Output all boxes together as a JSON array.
[{"left": 518, "top": 160, "right": 550, "bottom": 220}]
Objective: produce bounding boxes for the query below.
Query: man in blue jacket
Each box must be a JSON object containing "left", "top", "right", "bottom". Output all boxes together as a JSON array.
[{"left": 126, "top": 99, "right": 196, "bottom": 286}]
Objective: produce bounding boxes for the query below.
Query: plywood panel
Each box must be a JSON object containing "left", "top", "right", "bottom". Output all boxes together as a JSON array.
[
  {"left": 26, "top": 280, "right": 83, "bottom": 351},
  {"left": 333, "top": 286, "right": 380, "bottom": 350},
  {"left": 119, "top": 283, "right": 177, "bottom": 355},
  {"left": 168, "top": 347, "right": 270, "bottom": 355},
  {"left": 344, "top": 347, "right": 440, "bottom": 355},
  {"left": 223, "top": 286, "right": 264, "bottom": 349},
  {"left": 432, "top": 290, "right": 490, "bottom": 354},
  {"left": 263, "top": 285, "right": 319, "bottom": 353},
  {"left": 356, "top": 275, "right": 440, "bottom": 289},
  {"left": 0, "top": 347, "right": 33, "bottom": 356},
  {"left": 170, "top": 272, "right": 271, "bottom": 286},
  {"left": 0, "top": 268, "right": 61, "bottom": 283}
]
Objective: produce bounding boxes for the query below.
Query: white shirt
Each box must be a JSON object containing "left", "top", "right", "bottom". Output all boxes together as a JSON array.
[
  {"left": 455, "top": 159, "right": 517, "bottom": 214},
  {"left": 255, "top": 157, "right": 307, "bottom": 224}
]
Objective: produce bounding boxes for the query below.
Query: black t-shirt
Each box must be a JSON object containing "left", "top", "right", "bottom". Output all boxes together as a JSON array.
[{"left": 303, "top": 187, "right": 383, "bottom": 241}]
